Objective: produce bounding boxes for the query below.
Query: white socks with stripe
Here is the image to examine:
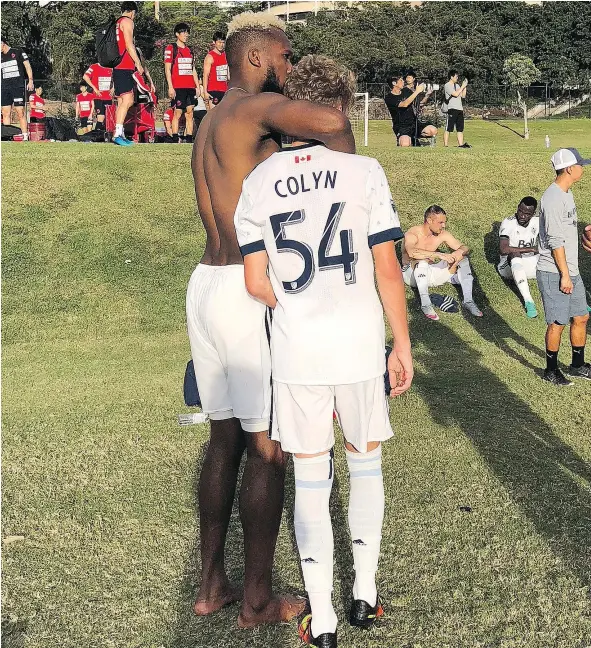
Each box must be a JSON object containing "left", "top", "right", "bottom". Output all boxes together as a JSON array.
[
  {"left": 452, "top": 257, "right": 474, "bottom": 303},
  {"left": 510, "top": 257, "right": 534, "bottom": 303},
  {"left": 115, "top": 124, "right": 124, "bottom": 138},
  {"left": 414, "top": 261, "right": 432, "bottom": 307},
  {"left": 293, "top": 452, "right": 337, "bottom": 637},
  {"left": 346, "top": 445, "right": 384, "bottom": 607}
]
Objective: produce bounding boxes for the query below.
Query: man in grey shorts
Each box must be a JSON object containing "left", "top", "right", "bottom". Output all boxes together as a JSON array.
[{"left": 537, "top": 148, "right": 590, "bottom": 386}]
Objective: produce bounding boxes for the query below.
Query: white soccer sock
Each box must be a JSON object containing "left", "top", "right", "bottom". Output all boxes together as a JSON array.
[
  {"left": 455, "top": 257, "right": 474, "bottom": 303},
  {"left": 510, "top": 257, "right": 533, "bottom": 303},
  {"left": 293, "top": 452, "right": 337, "bottom": 637},
  {"left": 414, "top": 261, "right": 432, "bottom": 307},
  {"left": 115, "top": 123, "right": 124, "bottom": 138},
  {"left": 346, "top": 445, "right": 384, "bottom": 607}
]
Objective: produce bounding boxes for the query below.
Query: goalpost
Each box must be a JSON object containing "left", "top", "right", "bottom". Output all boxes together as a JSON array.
[{"left": 352, "top": 92, "right": 369, "bottom": 147}]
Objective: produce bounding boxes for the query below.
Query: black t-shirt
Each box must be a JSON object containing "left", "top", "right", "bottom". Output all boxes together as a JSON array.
[
  {"left": 385, "top": 88, "right": 417, "bottom": 131},
  {"left": 1, "top": 48, "right": 28, "bottom": 86}
]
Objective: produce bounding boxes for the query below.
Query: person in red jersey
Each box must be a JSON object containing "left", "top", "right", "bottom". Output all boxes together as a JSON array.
[
  {"left": 163, "top": 103, "right": 174, "bottom": 137},
  {"left": 83, "top": 62, "right": 112, "bottom": 132},
  {"left": 203, "top": 31, "right": 228, "bottom": 108},
  {"left": 28, "top": 86, "right": 46, "bottom": 123},
  {"left": 164, "top": 22, "right": 201, "bottom": 143},
  {"left": 75, "top": 82, "right": 95, "bottom": 128},
  {"left": 112, "top": 1, "right": 143, "bottom": 146}
]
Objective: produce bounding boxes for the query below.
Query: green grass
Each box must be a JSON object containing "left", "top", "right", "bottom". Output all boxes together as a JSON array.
[{"left": 2, "top": 119, "right": 591, "bottom": 648}]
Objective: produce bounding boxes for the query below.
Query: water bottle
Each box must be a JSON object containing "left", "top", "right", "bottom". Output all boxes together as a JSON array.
[{"left": 545, "top": 135, "right": 550, "bottom": 149}]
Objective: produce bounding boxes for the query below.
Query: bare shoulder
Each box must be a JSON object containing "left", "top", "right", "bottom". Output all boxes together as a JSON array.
[{"left": 405, "top": 225, "right": 423, "bottom": 239}]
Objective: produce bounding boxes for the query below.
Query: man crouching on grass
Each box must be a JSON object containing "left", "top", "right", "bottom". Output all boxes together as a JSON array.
[{"left": 234, "top": 55, "right": 412, "bottom": 647}]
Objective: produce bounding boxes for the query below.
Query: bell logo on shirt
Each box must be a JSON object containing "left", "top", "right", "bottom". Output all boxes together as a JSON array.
[{"left": 295, "top": 155, "right": 311, "bottom": 164}]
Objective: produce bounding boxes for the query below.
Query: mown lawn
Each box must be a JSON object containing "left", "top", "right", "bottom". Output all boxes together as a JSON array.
[{"left": 2, "top": 119, "right": 591, "bottom": 648}]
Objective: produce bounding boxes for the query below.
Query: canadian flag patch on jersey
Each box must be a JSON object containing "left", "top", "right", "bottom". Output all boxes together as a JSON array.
[{"left": 295, "top": 154, "right": 311, "bottom": 163}]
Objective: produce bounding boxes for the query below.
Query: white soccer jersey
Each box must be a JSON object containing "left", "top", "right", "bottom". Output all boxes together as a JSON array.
[
  {"left": 499, "top": 215, "right": 539, "bottom": 264},
  {"left": 234, "top": 144, "right": 403, "bottom": 386}
]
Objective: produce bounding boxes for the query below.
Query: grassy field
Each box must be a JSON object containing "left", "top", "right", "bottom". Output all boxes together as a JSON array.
[{"left": 2, "top": 118, "right": 591, "bottom": 648}]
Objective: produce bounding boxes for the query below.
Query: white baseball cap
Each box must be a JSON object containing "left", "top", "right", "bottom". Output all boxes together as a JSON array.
[{"left": 551, "top": 147, "right": 591, "bottom": 171}]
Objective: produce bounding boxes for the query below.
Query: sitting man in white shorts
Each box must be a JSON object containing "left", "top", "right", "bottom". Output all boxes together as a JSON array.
[
  {"left": 234, "top": 55, "right": 413, "bottom": 648},
  {"left": 497, "top": 196, "right": 540, "bottom": 318},
  {"left": 401, "top": 204, "right": 483, "bottom": 320}
]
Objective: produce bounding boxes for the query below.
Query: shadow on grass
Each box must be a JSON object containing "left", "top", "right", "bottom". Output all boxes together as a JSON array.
[
  {"left": 492, "top": 120, "right": 526, "bottom": 139},
  {"left": 170, "top": 439, "right": 298, "bottom": 648},
  {"left": 411, "top": 314, "right": 591, "bottom": 589}
]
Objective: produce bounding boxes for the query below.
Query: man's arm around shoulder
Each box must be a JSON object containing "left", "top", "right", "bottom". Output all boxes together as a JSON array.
[{"left": 244, "top": 93, "right": 355, "bottom": 154}]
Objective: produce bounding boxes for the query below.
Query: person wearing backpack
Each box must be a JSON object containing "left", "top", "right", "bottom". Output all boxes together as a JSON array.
[
  {"left": 112, "top": 1, "right": 142, "bottom": 146},
  {"left": 1, "top": 37, "right": 34, "bottom": 140},
  {"left": 164, "top": 23, "right": 201, "bottom": 143},
  {"left": 443, "top": 69, "right": 470, "bottom": 149}
]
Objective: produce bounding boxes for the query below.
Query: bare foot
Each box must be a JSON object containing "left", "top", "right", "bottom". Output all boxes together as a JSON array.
[
  {"left": 237, "top": 594, "right": 307, "bottom": 629},
  {"left": 193, "top": 582, "right": 242, "bottom": 616}
]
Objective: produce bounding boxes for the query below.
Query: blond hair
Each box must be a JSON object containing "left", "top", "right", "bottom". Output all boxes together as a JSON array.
[
  {"left": 284, "top": 55, "right": 357, "bottom": 113},
  {"left": 227, "top": 11, "right": 285, "bottom": 38}
]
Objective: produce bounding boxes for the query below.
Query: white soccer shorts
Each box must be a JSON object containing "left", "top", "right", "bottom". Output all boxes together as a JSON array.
[
  {"left": 271, "top": 378, "right": 394, "bottom": 455},
  {"left": 186, "top": 264, "right": 271, "bottom": 432},
  {"left": 497, "top": 254, "right": 538, "bottom": 280},
  {"left": 403, "top": 259, "right": 453, "bottom": 288}
]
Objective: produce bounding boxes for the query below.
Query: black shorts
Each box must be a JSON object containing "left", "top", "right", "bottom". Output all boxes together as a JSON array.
[
  {"left": 208, "top": 90, "right": 225, "bottom": 106},
  {"left": 30, "top": 116, "right": 45, "bottom": 123},
  {"left": 113, "top": 69, "right": 135, "bottom": 97},
  {"left": 173, "top": 88, "right": 197, "bottom": 110},
  {"left": 95, "top": 99, "right": 112, "bottom": 116},
  {"left": 446, "top": 109, "right": 465, "bottom": 133},
  {"left": 80, "top": 116, "right": 89, "bottom": 128},
  {"left": 395, "top": 122, "right": 417, "bottom": 138},
  {"left": 1, "top": 84, "right": 25, "bottom": 107},
  {"left": 417, "top": 120, "right": 434, "bottom": 134}
]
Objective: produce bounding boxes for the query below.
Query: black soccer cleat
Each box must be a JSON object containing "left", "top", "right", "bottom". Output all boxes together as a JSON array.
[
  {"left": 542, "top": 368, "right": 573, "bottom": 386},
  {"left": 349, "top": 597, "right": 384, "bottom": 630},
  {"left": 566, "top": 362, "right": 591, "bottom": 381},
  {"left": 298, "top": 613, "right": 337, "bottom": 647}
]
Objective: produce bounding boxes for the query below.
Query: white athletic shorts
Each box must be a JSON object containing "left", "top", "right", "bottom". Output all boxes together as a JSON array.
[
  {"left": 497, "top": 254, "right": 538, "bottom": 280},
  {"left": 186, "top": 264, "right": 271, "bottom": 432},
  {"left": 402, "top": 259, "right": 452, "bottom": 288},
  {"left": 271, "top": 378, "right": 393, "bottom": 455}
]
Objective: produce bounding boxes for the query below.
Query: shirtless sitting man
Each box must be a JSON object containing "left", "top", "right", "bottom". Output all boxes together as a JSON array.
[
  {"left": 401, "top": 204, "right": 483, "bottom": 320},
  {"left": 187, "top": 11, "right": 355, "bottom": 629}
]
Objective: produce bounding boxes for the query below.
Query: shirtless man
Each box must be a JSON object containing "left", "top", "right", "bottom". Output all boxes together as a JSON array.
[
  {"left": 401, "top": 204, "right": 483, "bottom": 320},
  {"left": 187, "top": 12, "right": 355, "bottom": 628}
]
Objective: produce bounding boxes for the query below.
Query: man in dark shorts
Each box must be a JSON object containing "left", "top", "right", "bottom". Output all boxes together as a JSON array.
[
  {"left": 188, "top": 11, "right": 354, "bottom": 629},
  {"left": 83, "top": 62, "right": 112, "bottom": 133},
  {"left": 537, "top": 148, "right": 590, "bottom": 385},
  {"left": 384, "top": 73, "right": 404, "bottom": 138},
  {"left": 1, "top": 37, "right": 34, "bottom": 139},
  {"left": 164, "top": 22, "right": 201, "bottom": 143},
  {"left": 113, "top": 1, "right": 143, "bottom": 146},
  {"left": 384, "top": 72, "right": 434, "bottom": 147},
  {"left": 203, "top": 31, "right": 228, "bottom": 108},
  {"left": 443, "top": 69, "right": 470, "bottom": 148}
]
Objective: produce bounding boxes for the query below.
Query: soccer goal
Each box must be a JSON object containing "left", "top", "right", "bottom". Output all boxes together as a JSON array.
[{"left": 351, "top": 92, "right": 369, "bottom": 147}]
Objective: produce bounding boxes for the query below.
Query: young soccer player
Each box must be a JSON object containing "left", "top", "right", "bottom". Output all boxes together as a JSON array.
[
  {"left": 75, "top": 82, "right": 94, "bottom": 128},
  {"left": 234, "top": 55, "right": 412, "bottom": 647}
]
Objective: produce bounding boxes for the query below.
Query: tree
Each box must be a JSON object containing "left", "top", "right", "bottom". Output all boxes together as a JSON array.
[{"left": 503, "top": 53, "right": 541, "bottom": 139}]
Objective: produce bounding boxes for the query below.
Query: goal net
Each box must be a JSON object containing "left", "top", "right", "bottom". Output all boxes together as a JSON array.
[{"left": 350, "top": 92, "right": 369, "bottom": 147}]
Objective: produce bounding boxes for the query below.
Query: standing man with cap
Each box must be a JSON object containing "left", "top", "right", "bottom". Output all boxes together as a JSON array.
[{"left": 537, "top": 148, "right": 590, "bottom": 385}]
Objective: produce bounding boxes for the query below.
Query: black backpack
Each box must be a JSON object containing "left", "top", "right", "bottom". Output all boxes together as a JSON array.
[{"left": 95, "top": 17, "right": 124, "bottom": 68}]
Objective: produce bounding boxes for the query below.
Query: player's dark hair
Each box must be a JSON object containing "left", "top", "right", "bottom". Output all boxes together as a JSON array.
[
  {"left": 121, "top": 1, "right": 138, "bottom": 13},
  {"left": 389, "top": 73, "right": 403, "bottom": 87},
  {"left": 0, "top": 35, "right": 7, "bottom": 45},
  {"left": 448, "top": 68, "right": 458, "bottom": 79},
  {"left": 80, "top": 81, "right": 87, "bottom": 87},
  {"left": 520, "top": 196, "right": 537, "bottom": 210},
  {"left": 405, "top": 69, "right": 416, "bottom": 78},
  {"left": 424, "top": 205, "right": 446, "bottom": 221},
  {"left": 213, "top": 31, "right": 226, "bottom": 42},
  {"left": 175, "top": 22, "right": 190, "bottom": 35}
]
